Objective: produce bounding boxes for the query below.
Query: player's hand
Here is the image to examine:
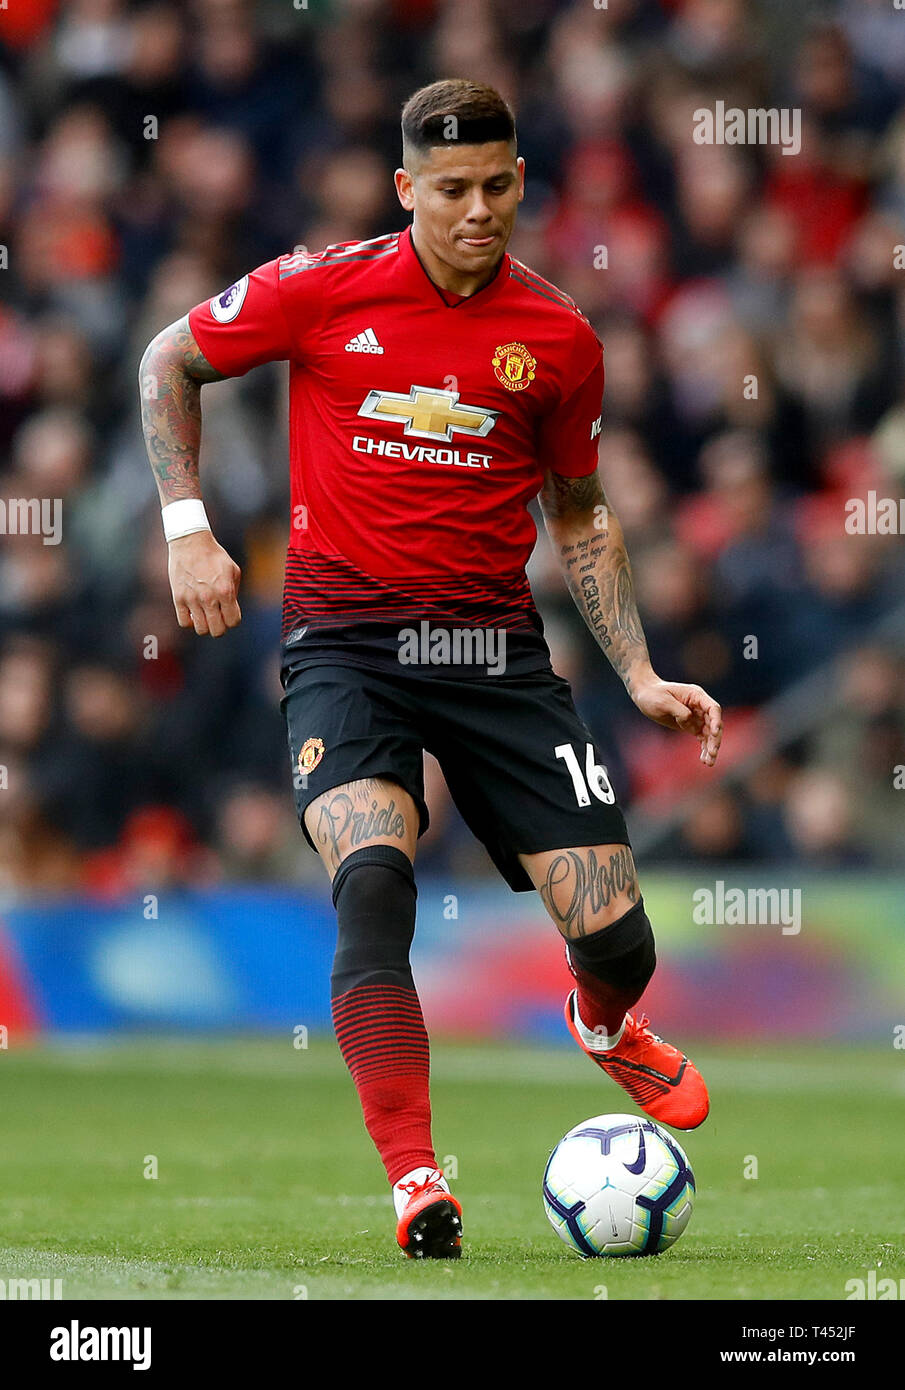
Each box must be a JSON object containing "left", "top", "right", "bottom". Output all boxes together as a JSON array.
[
  {"left": 630, "top": 677, "right": 723, "bottom": 767},
  {"left": 167, "top": 530, "right": 242, "bottom": 637}
]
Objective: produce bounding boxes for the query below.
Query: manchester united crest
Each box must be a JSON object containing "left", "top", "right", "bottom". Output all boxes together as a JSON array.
[
  {"left": 298, "top": 737, "right": 325, "bottom": 775},
  {"left": 492, "top": 342, "right": 537, "bottom": 392}
]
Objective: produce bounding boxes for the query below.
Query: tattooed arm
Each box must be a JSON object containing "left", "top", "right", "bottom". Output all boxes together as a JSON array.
[
  {"left": 139, "top": 315, "right": 242, "bottom": 637},
  {"left": 140, "top": 313, "right": 225, "bottom": 502},
  {"left": 539, "top": 467, "right": 723, "bottom": 767}
]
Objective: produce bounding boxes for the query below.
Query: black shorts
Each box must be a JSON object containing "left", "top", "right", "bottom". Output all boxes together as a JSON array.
[{"left": 280, "top": 656, "right": 630, "bottom": 893}]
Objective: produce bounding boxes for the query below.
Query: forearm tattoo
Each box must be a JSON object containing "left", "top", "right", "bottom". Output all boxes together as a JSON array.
[
  {"left": 139, "top": 314, "right": 226, "bottom": 503},
  {"left": 540, "top": 470, "right": 652, "bottom": 695}
]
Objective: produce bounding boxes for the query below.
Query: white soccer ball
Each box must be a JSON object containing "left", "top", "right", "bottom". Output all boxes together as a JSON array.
[{"left": 543, "top": 1112, "right": 695, "bottom": 1257}]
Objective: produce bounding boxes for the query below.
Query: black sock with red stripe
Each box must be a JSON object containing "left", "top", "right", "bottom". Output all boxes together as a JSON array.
[
  {"left": 330, "top": 845, "right": 436, "bottom": 1187},
  {"left": 567, "top": 899, "right": 657, "bottom": 1037}
]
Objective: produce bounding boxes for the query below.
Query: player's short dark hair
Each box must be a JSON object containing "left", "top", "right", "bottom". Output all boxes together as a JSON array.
[{"left": 401, "top": 79, "right": 516, "bottom": 160}]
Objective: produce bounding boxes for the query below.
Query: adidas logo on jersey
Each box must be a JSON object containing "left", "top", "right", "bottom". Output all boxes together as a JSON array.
[{"left": 345, "top": 328, "right": 384, "bottom": 354}]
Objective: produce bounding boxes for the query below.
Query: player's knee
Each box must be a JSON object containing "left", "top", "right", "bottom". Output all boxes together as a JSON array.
[
  {"left": 566, "top": 899, "right": 656, "bottom": 993},
  {"left": 330, "top": 845, "right": 417, "bottom": 997},
  {"left": 304, "top": 777, "right": 418, "bottom": 868},
  {"left": 534, "top": 844, "right": 640, "bottom": 937}
]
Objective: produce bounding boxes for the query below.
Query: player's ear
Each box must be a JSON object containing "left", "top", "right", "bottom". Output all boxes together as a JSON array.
[{"left": 395, "top": 167, "right": 415, "bottom": 212}]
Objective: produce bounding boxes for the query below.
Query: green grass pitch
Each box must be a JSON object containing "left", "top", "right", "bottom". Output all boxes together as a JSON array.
[{"left": 0, "top": 1037, "right": 901, "bottom": 1300}]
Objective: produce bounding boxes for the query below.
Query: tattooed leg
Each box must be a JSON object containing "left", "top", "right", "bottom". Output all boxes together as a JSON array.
[
  {"left": 519, "top": 843, "right": 640, "bottom": 940},
  {"left": 304, "top": 777, "right": 419, "bottom": 880},
  {"left": 313, "top": 777, "right": 437, "bottom": 1191},
  {"left": 521, "top": 841, "right": 654, "bottom": 1042}
]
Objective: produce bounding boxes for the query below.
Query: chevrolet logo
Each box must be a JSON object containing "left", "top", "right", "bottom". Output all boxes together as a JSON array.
[{"left": 358, "top": 385, "right": 499, "bottom": 442}]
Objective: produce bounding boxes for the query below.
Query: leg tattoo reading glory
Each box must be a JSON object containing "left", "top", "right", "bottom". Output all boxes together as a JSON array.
[{"left": 539, "top": 847, "right": 638, "bottom": 938}]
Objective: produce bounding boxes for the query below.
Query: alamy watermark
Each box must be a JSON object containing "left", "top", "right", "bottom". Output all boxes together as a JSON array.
[
  {"left": 0, "top": 497, "right": 62, "bottom": 545},
  {"left": 0, "top": 1276, "right": 63, "bottom": 1299},
  {"left": 844, "top": 492, "right": 905, "bottom": 534},
  {"left": 397, "top": 622, "right": 506, "bottom": 675},
  {"left": 693, "top": 101, "right": 801, "bottom": 156},
  {"left": 692, "top": 881, "right": 802, "bottom": 935},
  {"left": 845, "top": 1270, "right": 904, "bottom": 1299},
  {"left": 50, "top": 1321, "right": 151, "bottom": 1370}
]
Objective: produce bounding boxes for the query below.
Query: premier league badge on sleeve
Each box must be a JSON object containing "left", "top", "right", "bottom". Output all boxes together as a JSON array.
[{"left": 210, "top": 274, "right": 249, "bottom": 323}]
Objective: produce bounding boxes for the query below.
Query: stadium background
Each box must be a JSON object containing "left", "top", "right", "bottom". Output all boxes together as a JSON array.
[{"left": 0, "top": 0, "right": 903, "bottom": 1046}]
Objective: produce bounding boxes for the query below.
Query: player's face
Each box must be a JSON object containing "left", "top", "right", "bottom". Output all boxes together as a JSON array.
[{"left": 396, "top": 142, "right": 525, "bottom": 277}]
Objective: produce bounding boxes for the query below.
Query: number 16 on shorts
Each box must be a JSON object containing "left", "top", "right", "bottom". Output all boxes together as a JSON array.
[{"left": 555, "top": 742, "right": 615, "bottom": 807}]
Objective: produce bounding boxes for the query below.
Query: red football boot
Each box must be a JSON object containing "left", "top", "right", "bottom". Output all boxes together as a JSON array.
[
  {"left": 394, "top": 1169, "right": 463, "bottom": 1259},
  {"left": 565, "top": 990, "right": 710, "bottom": 1130}
]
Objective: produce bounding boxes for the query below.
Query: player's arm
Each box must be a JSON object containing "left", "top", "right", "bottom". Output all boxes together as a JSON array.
[
  {"left": 538, "top": 467, "right": 722, "bottom": 767},
  {"left": 139, "top": 313, "right": 242, "bottom": 638}
]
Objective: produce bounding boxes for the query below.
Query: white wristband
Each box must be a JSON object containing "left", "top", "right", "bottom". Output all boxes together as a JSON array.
[{"left": 161, "top": 499, "right": 211, "bottom": 543}]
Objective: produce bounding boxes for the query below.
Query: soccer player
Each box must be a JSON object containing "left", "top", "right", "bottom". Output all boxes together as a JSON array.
[{"left": 139, "top": 79, "right": 722, "bottom": 1260}]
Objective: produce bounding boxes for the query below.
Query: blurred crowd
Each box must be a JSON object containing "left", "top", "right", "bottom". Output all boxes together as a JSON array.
[{"left": 1, "top": 0, "right": 904, "bottom": 901}]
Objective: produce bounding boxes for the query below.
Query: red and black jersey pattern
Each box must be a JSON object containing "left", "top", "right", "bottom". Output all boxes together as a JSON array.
[
  {"left": 278, "top": 232, "right": 400, "bottom": 281},
  {"left": 280, "top": 545, "right": 543, "bottom": 641},
  {"left": 188, "top": 227, "right": 606, "bottom": 673},
  {"left": 508, "top": 254, "right": 584, "bottom": 316}
]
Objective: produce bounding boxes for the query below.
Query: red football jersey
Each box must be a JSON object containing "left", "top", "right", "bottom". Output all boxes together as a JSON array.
[{"left": 188, "top": 226, "right": 604, "bottom": 654}]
